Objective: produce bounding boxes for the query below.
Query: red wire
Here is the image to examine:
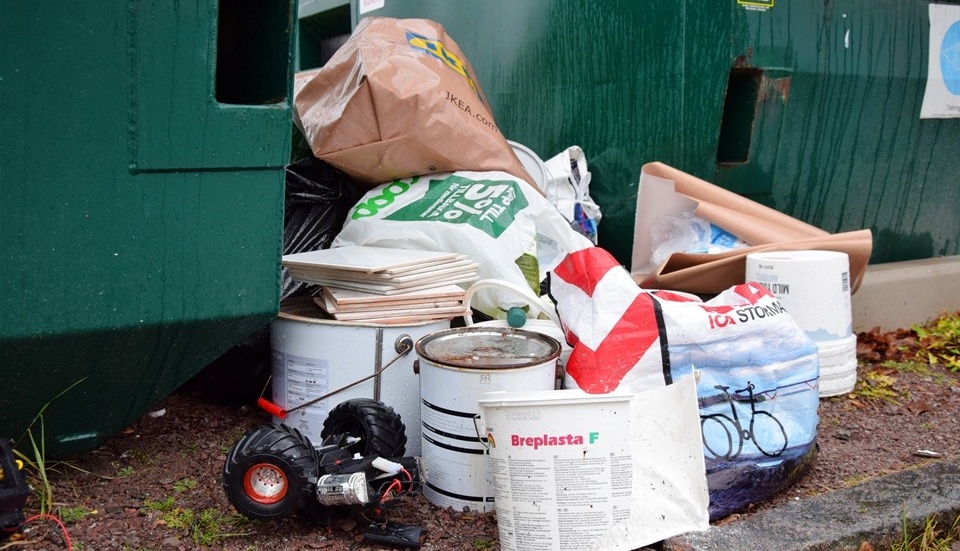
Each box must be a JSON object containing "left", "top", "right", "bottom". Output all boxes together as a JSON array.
[
  {"left": 23, "top": 514, "right": 72, "bottom": 550},
  {"left": 380, "top": 479, "right": 402, "bottom": 503}
]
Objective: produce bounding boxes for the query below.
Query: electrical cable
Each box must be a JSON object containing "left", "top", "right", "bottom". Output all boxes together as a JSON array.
[
  {"left": 379, "top": 479, "right": 402, "bottom": 504},
  {"left": 21, "top": 514, "right": 72, "bottom": 550}
]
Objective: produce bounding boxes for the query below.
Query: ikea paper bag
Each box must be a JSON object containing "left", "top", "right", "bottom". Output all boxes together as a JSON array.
[{"left": 293, "top": 17, "right": 536, "bottom": 189}]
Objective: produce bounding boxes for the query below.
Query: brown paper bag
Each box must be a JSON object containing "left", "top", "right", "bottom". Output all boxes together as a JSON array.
[
  {"left": 293, "top": 17, "right": 536, "bottom": 189},
  {"left": 631, "top": 162, "right": 874, "bottom": 296}
]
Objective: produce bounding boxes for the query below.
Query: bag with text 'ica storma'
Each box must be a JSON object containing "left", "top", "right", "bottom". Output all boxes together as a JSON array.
[{"left": 551, "top": 247, "right": 820, "bottom": 520}]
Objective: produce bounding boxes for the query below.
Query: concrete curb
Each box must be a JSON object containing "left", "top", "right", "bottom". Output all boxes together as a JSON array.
[
  {"left": 852, "top": 256, "right": 960, "bottom": 333},
  {"left": 662, "top": 457, "right": 960, "bottom": 551}
]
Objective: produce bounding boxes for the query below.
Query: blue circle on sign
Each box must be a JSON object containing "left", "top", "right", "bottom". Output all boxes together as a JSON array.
[{"left": 942, "top": 20, "right": 960, "bottom": 95}]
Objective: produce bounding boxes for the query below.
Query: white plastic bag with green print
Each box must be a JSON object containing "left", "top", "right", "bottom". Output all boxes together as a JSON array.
[{"left": 332, "top": 171, "right": 594, "bottom": 317}]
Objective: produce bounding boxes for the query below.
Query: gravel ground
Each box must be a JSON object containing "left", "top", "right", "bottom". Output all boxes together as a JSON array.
[{"left": 6, "top": 322, "right": 959, "bottom": 551}]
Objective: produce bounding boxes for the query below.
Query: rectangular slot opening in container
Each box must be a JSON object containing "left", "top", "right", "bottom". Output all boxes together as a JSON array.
[
  {"left": 216, "top": 0, "right": 291, "bottom": 105},
  {"left": 716, "top": 67, "right": 762, "bottom": 164},
  {"left": 298, "top": 4, "right": 352, "bottom": 70}
]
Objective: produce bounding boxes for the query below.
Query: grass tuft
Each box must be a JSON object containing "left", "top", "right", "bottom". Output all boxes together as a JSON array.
[{"left": 891, "top": 512, "right": 960, "bottom": 551}]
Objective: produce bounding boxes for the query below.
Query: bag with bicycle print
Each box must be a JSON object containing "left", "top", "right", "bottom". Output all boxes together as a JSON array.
[
  {"left": 551, "top": 247, "right": 819, "bottom": 520},
  {"left": 655, "top": 283, "right": 821, "bottom": 520}
]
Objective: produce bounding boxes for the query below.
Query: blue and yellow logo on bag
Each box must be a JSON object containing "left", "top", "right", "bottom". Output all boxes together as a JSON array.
[{"left": 406, "top": 32, "right": 482, "bottom": 101}]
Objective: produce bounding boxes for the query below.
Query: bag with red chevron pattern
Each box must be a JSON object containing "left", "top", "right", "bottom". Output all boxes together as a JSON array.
[{"left": 550, "top": 246, "right": 820, "bottom": 520}]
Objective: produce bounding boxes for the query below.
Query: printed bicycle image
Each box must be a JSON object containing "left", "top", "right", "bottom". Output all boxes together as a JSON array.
[{"left": 700, "top": 381, "right": 788, "bottom": 460}]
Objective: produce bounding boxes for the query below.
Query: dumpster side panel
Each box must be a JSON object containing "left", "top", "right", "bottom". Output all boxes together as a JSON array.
[
  {"left": 358, "top": 0, "right": 729, "bottom": 266},
  {"left": 360, "top": 0, "right": 959, "bottom": 267},
  {"left": 0, "top": 1, "right": 292, "bottom": 457},
  {"left": 716, "top": 0, "right": 960, "bottom": 262}
]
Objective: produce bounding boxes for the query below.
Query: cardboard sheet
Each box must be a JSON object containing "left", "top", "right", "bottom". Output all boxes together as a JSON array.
[{"left": 630, "top": 162, "right": 873, "bottom": 296}]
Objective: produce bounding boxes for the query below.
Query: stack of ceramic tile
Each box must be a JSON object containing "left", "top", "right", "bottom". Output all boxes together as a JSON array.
[{"left": 282, "top": 245, "right": 478, "bottom": 324}]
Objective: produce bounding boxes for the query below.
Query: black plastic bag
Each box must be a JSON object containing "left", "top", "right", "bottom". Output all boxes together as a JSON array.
[{"left": 282, "top": 157, "right": 365, "bottom": 299}]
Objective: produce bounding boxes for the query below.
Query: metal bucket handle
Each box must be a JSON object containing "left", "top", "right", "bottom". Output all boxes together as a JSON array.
[
  {"left": 257, "top": 334, "right": 414, "bottom": 419},
  {"left": 472, "top": 413, "right": 490, "bottom": 452},
  {"left": 462, "top": 278, "right": 562, "bottom": 328}
]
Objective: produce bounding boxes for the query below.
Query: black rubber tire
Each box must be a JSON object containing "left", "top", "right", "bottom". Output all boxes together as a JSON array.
[
  {"left": 222, "top": 423, "right": 318, "bottom": 521},
  {"left": 320, "top": 398, "right": 407, "bottom": 458}
]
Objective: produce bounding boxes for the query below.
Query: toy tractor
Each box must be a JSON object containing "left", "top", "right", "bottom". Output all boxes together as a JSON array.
[{"left": 222, "top": 398, "right": 424, "bottom": 547}]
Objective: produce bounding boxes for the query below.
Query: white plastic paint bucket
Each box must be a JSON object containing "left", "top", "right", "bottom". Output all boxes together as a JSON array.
[
  {"left": 746, "top": 250, "right": 856, "bottom": 396},
  {"left": 816, "top": 333, "right": 859, "bottom": 397},
  {"left": 478, "top": 389, "right": 634, "bottom": 551},
  {"left": 270, "top": 297, "right": 451, "bottom": 455},
  {"left": 508, "top": 140, "right": 550, "bottom": 192},
  {"left": 415, "top": 327, "right": 561, "bottom": 512}
]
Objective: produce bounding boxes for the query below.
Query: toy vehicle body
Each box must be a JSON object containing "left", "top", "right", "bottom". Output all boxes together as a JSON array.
[{"left": 222, "top": 398, "right": 420, "bottom": 525}]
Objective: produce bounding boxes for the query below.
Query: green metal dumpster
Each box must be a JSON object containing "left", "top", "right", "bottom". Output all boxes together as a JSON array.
[
  {"left": 0, "top": 1, "right": 296, "bottom": 458},
  {"left": 334, "top": 0, "right": 959, "bottom": 268}
]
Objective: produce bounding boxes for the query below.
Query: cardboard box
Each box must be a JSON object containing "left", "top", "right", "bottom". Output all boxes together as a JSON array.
[{"left": 630, "top": 162, "right": 873, "bottom": 296}]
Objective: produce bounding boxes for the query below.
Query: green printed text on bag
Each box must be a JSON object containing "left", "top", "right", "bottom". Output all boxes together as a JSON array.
[{"left": 370, "top": 175, "right": 528, "bottom": 239}]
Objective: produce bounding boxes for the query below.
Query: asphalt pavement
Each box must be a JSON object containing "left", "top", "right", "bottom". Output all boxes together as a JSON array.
[{"left": 662, "top": 457, "right": 960, "bottom": 551}]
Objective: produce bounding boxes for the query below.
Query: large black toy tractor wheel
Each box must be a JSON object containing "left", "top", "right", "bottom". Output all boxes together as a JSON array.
[
  {"left": 321, "top": 398, "right": 407, "bottom": 458},
  {"left": 223, "top": 423, "right": 318, "bottom": 521}
]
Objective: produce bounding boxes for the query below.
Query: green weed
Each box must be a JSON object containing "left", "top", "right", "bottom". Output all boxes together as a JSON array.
[
  {"left": 58, "top": 505, "right": 97, "bottom": 523},
  {"left": 849, "top": 370, "right": 902, "bottom": 405},
  {"left": 13, "top": 378, "right": 87, "bottom": 514},
  {"left": 158, "top": 506, "right": 253, "bottom": 546},
  {"left": 191, "top": 508, "right": 225, "bottom": 546},
  {"left": 181, "top": 442, "right": 199, "bottom": 456},
  {"left": 881, "top": 360, "right": 954, "bottom": 385},
  {"left": 143, "top": 496, "right": 176, "bottom": 512},
  {"left": 173, "top": 478, "right": 198, "bottom": 492},
  {"left": 221, "top": 511, "right": 256, "bottom": 529},
  {"left": 912, "top": 312, "right": 960, "bottom": 372},
  {"left": 891, "top": 512, "right": 960, "bottom": 551},
  {"left": 161, "top": 507, "right": 194, "bottom": 530},
  {"left": 472, "top": 538, "right": 497, "bottom": 550},
  {"left": 16, "top": 423, "right": 52, "bottom": 514}
]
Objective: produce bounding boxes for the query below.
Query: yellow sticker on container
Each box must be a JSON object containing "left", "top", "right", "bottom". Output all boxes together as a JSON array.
[{"left": 738, "top": 0, "right": 774, "bottom": 11}]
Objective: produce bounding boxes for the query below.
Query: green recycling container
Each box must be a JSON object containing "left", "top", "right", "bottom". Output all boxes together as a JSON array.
[
  {"left": 345, "top": 0, "right": 959, "bottom": 267},
  {"left": 0, "top": 1, "right": 296, "bottom": 458}
]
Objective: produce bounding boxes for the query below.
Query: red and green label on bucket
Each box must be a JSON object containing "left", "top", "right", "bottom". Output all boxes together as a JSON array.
[{"left": 487, "top": 431, "right": 602, "bottom": 450}]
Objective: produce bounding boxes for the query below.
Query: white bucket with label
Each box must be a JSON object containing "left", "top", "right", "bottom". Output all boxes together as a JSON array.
[
  {"left": 415, "top": 327, "right": 561, "bottom": 512},
  {"left": 270, "top": 297, "right": 451, "bottom": 455},
  {"left": 746, "top": 250, "right": 856, "bottom": 396},
  {"left": 478, "top": 389, "right": 634, "bottom": 551}
]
